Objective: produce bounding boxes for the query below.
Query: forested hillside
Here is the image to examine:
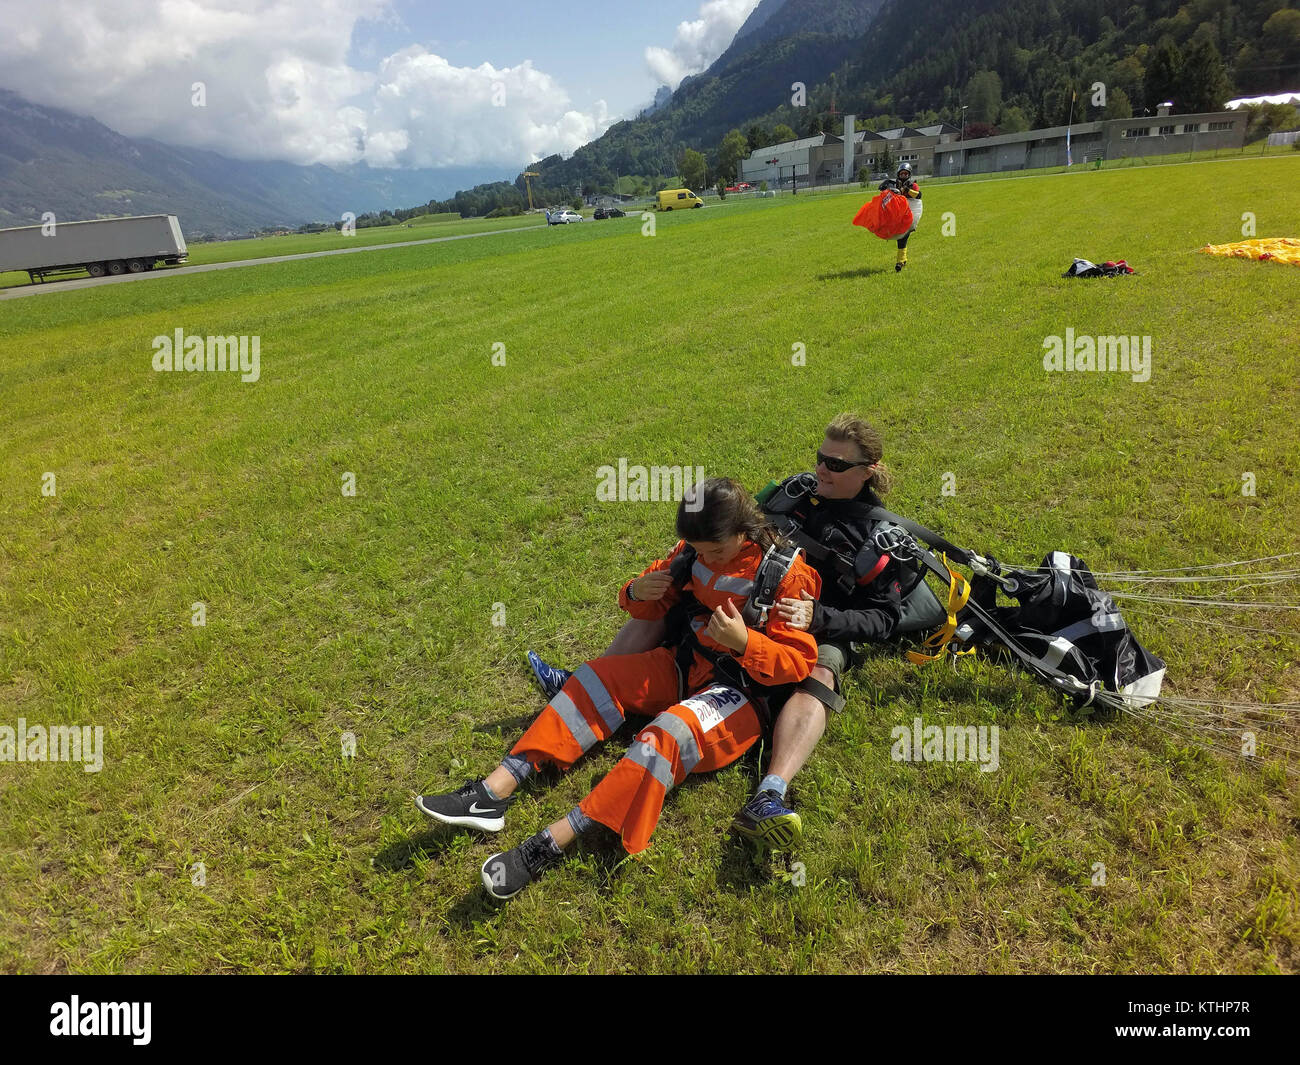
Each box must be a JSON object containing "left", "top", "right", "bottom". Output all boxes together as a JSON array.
[
  {"left": 7, "top": 1, "right": 1295, "bottom": 230},
  {"left": 427, "top": 0, "right": 1298, "bottom": 219}
]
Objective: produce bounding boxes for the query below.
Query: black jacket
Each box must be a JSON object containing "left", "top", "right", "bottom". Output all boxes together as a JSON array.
[{"left": 762, "top": 475, "right": 906, "bottom": 644}]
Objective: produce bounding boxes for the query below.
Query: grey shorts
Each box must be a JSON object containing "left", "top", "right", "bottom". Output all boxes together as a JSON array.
[
  {"left": 766, "top": 642, "right": 863, "bottom": 718},
  {"left": 812, "top": 642, "right": 864, "bottom": 707}
]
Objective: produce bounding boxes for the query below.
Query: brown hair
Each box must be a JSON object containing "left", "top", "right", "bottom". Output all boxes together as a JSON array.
[
  {"left": 677, "top": 477, "right": 782, "bottom": 551},
  {"left": 824, "top": 412, "right": 892, "bottom": 495}
]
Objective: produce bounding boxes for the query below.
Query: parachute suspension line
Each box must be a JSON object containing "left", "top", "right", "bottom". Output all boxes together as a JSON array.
[
  {"left": 1155, "top": 695, "right": 1300, "bottom": 712},
  {"left": 1122, "top": 713, "right": 1300, "bottom": 764},
  {"left": 994, "top": 553, "right": 1300, "bottom": 578},
  {"left": 1093, "top": 571, "right": 1300, "bottom": 584},
  {"left": 1118, "top": 607, "right": 1300, "bottom": 637},
  {"left": 1089, "top": 687, "right": 1300, "bottom": 717},
  {"left": 1092, "top": 683, "right": 1300, "bottom": 767},
  {"left": 1112, "top": 703, "right": 1300, "bottom": 773},
  {"left": 1102, "top": 576, "right": 1300, "bottom": 598},
  {"left": 1082, "top": 552, "right": 1300, "bottom": 576},
  {"left": 1132, "top": 718, "right": 1300, "bottom": 757},
  {"left": 1104, "top": 591, "right": 1300, "bottom": 610},
  {"left": 1135, "top": 697, "right": 1300, "bottom": 724}
]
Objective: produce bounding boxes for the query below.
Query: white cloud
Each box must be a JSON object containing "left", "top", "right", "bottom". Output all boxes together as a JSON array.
[
  {"left": 366, "top": 47, "right": 610, "bottom": 168},
  {"left": 0, "top": 0, "right": 615, "bottom": 169},
  {"left": 644, "top": 0, "right": 761, "bottom": 90}
]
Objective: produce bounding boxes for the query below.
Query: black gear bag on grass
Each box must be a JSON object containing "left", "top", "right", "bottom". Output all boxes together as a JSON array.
[{"left": 958, "top": 551, "right": 1166, "bottom": 709}]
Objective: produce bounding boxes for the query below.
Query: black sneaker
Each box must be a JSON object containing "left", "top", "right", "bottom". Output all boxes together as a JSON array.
[
  {"left": 481, "top": 833, "right": 564, "bottom": 900},
  {"left": 416, "top": 779, "right": 512, "bottom": 832}
]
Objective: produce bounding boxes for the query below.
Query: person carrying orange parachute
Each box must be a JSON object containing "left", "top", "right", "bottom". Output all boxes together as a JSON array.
[
  {"left": 853, "top": 163, "right": 923, "bottom": 271},
  {"left": 416, "top": 477, "right": 821, "bottom": 899}
]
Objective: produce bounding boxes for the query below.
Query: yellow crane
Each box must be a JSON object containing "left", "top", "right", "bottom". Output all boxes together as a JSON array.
[{"left": 523, "top": 171, "right": 540, "bottom": 210}]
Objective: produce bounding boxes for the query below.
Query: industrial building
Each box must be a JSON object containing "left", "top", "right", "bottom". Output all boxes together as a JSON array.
[
  {"left": 933, "top": 106, "right": 1245, "bottom": 176},
  {"left": 739, "top": 119, "right": 960, "bottom": 188},
  {"left": 739, "top": 106, "right": 1245, "bottom": 187}
]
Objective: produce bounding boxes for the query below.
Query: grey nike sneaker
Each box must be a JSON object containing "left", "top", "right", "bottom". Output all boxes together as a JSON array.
[{"left": 416, "top": 779, "right": 513, "bottom": 832}]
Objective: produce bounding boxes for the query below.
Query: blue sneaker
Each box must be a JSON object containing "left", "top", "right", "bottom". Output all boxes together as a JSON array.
[
  {"left": 527, "top": 650, "right": 572, "bottom": 701},
  {"left": 732, "top": 790, "right": 802, "bottom": 849}
]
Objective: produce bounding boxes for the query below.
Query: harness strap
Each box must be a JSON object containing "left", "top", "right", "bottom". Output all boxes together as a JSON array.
[
  {"left": 859, "top": 552, "right": 890, "bottom": 586},
  {"left": 797, "top": 675, "right": 846, "bottom": 713},
  {"left": 905, "top": 554, "right": 975, "bottom": 664},
  {"left": 674, "top": 624, "right": 773, "bottom": 730},
  {"left": 742, "top": 542, "right": 801, "bottom": 627},
  {"left": 864, "top": 505, "right": 974, "bottom": 565}
]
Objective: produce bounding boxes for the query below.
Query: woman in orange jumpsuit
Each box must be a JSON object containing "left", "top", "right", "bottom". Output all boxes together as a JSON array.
[{"left": 417, "top": 477, "right": 820, "bottom": 899}]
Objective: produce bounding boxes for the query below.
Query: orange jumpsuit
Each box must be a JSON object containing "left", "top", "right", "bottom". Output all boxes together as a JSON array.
[{"left": 511, "top": 539, "right": 821, "bottom": 853}]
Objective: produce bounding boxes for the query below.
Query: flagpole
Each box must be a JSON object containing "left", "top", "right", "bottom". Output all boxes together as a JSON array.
[{"left": 1067, "top": 90, "right": 1076, "bottom": 167}]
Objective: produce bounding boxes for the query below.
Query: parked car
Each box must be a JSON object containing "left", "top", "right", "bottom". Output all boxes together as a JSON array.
[
  {"left": 546, "top": 209, "right": 585, "bottom": 225},
  {"left": 593, "top": 207, "right": 626, "bottom": 219}
]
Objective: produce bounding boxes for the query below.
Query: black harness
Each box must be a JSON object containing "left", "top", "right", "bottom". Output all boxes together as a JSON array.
[
  {"left": 762, "top": 473, "right": 932, "bottom": 609},
  {"left": 754, "top": 475, "right": 953, "bottom": 713},
  {"left": 663, "top": 541, "right": 802, "bottom": 729}
]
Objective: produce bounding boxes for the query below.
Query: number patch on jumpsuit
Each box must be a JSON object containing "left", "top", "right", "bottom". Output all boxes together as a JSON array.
[{"left": 681, "top": 684, "right": 745, "bottom": 732}]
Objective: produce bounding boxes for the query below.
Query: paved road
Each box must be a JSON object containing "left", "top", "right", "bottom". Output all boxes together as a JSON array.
[{"left": 0, "top": 223, "right": 545, "bottom": 301}]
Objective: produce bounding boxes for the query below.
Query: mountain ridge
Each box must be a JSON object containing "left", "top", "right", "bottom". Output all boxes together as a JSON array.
[{"left": 0, "top": 89, "right": 509, "bottom": 236}]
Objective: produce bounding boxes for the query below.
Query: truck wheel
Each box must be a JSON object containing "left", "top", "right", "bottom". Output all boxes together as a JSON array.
[
  {"left": 127, "top": 259, "right": 146, "bottom": 273},
  {"left": 107, "top": 260, "right": 126, "bottom": 275},
  {"left": 86, "top": 262, "right": 107, "bottom": 278}
]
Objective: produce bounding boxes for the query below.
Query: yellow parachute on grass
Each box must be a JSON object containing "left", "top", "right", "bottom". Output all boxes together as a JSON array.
[{"left": 1199, "top": 237, "right": 1300, "bottom": 266}]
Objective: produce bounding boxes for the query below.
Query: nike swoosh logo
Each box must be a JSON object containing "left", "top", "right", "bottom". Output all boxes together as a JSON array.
[{"left": 468, "top": 802, "right": 497, "bottom": 814}]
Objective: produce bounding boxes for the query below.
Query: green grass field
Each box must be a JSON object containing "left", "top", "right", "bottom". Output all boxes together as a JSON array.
[{"left": 1, "top": 155, "right": 1298, "bottom": 974}]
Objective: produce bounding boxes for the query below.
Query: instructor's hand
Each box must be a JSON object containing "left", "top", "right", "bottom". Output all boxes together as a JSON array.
[
  {"left": 706, "top": 598, "right": 749, "bottom": 653},
  {"left": 773, "top": 590, "right": 816, "bottom": 631},
  {"left": 632, "top": 572, "right": 674, "bottom": 601}
]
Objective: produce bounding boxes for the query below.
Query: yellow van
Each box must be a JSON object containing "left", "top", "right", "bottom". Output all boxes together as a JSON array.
[{"left": 656, "top": 188, "right": 704, "bottom": 210}]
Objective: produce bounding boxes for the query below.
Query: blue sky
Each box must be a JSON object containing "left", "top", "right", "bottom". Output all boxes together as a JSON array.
[{"left": 349, "top": 1, "right": 719, "bottom": 116}]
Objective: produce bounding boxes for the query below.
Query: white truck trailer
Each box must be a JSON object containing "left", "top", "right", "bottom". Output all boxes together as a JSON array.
[{"left": 0, "top": 214, "right": 188, "bottom": 283}]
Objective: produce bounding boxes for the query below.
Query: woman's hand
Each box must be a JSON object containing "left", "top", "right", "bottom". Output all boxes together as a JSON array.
[
  {"left": 773, "top": 590, "right": 816, "bottom": 631},
  {"left": 705, "top": 598, "right": 749, "bottom": 653},
  {"left": 632, "top": 571, "right": 675, "bottom": 601}
]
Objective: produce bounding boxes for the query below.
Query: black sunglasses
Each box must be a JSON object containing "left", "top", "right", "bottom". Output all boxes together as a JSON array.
[{"left": 816, "top": 451, "right": 874, "bottom": 474}]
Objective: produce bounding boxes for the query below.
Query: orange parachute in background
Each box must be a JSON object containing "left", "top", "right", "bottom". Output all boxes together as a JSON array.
[
  {"left": 852, "top": 189, "right": 915, "bottom": 240},
  {"left": 1200, "top": 237, "right": 1300, "bottom": 266}
]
